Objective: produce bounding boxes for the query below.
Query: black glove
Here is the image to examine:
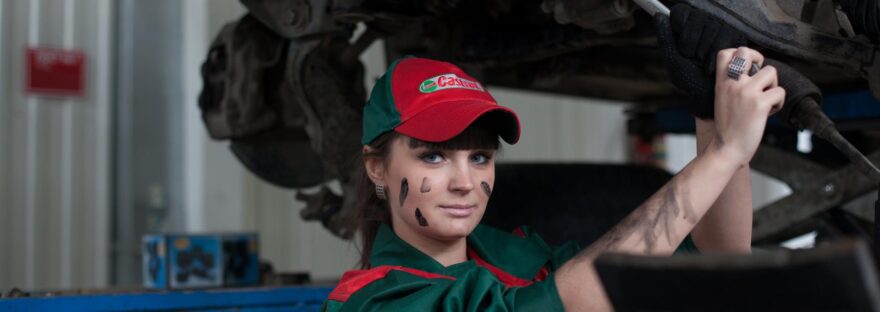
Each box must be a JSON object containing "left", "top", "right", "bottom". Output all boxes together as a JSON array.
[
  {"left": 763, "top": 59, "right": 823, "bottom": 130},
  {"left": 654, "top": 4, "right": 747, "bottom": 119},
  {"left": 841, "top": 0, "right": 880, "bottom": 42}
]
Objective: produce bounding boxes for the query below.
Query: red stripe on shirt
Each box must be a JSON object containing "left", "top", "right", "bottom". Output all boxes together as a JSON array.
[
  {"left": 327, "top": 265, "right": 456, "bottom": 302},
  {"left": 511, "top": 227, "right": 549, "bottom": 282},
  {"left": 467, "top": 248, "right": 536, "bottom": 288},
  {"left": 329, "top": 228, "right": 549, "bottom": 302},
  {"left": 533, "top": 266, "right": 549, "bottom": 282}
]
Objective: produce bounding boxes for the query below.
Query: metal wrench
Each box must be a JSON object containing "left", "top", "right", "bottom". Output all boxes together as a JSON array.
[
  {"left": 633, "top": 0, "right": 760, "bottom": 75},
  {"left": 633, "top": 0, "right": 670, "bottom": 17}
]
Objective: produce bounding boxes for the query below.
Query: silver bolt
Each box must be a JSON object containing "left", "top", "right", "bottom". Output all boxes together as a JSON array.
[{"left": 823, "top": 183, "right": 835, "bottom": 194}]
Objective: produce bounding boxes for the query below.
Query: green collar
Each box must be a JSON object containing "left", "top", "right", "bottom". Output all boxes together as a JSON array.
[{"left": 369, "top": 224, "right": 550, "bottom": 279}]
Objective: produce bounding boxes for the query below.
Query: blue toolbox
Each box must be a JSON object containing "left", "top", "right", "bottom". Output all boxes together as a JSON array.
[{"left": 142, "top": 233, "right": 259, "bottom": 289}]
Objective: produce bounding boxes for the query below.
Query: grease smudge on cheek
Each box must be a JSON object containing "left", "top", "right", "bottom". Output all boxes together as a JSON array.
[
  {"left": 415, "top": 208, "right": 429, "bottom": 226},
  {"left": 420, "top": 177, "right": 431, "bottom": 193},
  {"left": 399, "top": 178, "right": 409, "bottom": 207},
  {"left": 481, "top": 181, "right": 492, "bottom": 197}
]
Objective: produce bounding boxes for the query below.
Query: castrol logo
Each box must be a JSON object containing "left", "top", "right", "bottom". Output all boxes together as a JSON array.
[{"left": 419, "top": 74, "right": 484, "bottom": 93}]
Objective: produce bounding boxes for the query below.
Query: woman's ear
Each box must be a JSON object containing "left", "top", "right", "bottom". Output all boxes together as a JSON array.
[{"left": 363, "top": 146, "right": 386, "bottom": 186}]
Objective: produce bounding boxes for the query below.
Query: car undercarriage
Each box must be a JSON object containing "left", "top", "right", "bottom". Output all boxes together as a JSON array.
[{"left": 199, "top": 0, "right": 880, "bottom": 250}]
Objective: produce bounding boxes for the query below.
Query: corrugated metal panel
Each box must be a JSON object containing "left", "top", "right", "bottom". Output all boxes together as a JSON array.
[
  {"left": 112, "top": 0, "right": 191, "bottom": 286},
  {"left": 0, "top": 0, "right": 112, "bottom": 290},
  {"left": 0, "top": 0, "right": 7, "bottom": 290}
]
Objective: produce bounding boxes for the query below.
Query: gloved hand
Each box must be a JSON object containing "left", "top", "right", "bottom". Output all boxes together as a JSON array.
[
  {"left": 763, "top": 59, "right": 822, "bottom": 129},
  {"left": 654, "top": 3, "right": 747, "bottom": 119}
]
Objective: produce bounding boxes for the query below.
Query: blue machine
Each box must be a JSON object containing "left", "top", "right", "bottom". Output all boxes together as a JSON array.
[
  {"left": 654, "top": 90, "right": 880, "bottom": 134},
  {"left": 0, "top": 286, "right": 333, "bottom": 311}
]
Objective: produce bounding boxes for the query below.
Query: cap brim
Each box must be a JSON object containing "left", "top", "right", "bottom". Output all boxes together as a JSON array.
[{"left": 394, "top": 100, "right": 521, "bottom": 144}]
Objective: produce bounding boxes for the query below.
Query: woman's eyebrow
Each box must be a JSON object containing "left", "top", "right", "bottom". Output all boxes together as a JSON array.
[
  {"left": 408, "top": 146, "right": 431, "bottom": 152},
  {"left": 471, "top": 148, "right": 496, "bottom": 153}
]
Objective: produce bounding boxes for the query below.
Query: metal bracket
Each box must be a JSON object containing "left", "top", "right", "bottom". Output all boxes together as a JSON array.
[
  {"left": 751, "top": 144, "right": 880, "bottom": 242},
  {"left": 678, "top": 0, "right": 879, "bottom": 98}
]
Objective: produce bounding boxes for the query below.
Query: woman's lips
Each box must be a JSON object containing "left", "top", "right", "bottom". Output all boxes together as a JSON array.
[{"left": 439, "top": 204, "right": 476, "bottom": 217}]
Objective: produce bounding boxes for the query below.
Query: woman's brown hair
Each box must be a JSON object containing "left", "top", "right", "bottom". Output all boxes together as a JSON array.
[{"left": 354, "top": 114, "right": 503, "bottom": 269}]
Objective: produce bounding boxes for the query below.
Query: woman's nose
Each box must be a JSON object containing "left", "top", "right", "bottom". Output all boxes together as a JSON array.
[{"left": 448, "top": 161, "right": 474, "bottom": 194}]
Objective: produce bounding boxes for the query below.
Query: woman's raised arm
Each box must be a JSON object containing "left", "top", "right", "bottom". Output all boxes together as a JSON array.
[{"left": 552, "top": 47, "right": 784, "bottom": 311}]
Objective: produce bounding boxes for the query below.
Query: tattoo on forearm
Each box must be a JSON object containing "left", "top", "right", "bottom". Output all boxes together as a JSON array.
[
  {"left": 400, "top": 178, "right": 408, "bottom": 207},
  {"left": 579, "top": 173, "right": 697, "bottom": 259},
  {"left": 415, "top": 208, "right": 429, "bottom": 226},
  {"left": 643, "top": 183, "right": 693, "bottom": 252},
  {"left": 584, "top": 212, "right": 640, "bottom": 256},
  {"left": 420, "top": 177, "right": 431, "bottom": 193}
]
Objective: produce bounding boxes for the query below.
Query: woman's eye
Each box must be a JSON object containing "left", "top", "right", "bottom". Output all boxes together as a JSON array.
[
  {"left": 421, "top": 153, "right": 444, "bottom": 164},
  {"left": 471, "top": 153, "right": 490, "bottom": 164}
]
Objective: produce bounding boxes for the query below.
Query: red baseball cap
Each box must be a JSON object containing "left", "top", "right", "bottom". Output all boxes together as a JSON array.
[{"left": 362, "top": 57, "right": 521, "bottom": 145}]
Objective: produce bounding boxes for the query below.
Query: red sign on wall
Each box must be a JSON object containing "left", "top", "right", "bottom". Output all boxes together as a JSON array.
[{"left": 25, "top": 47, "right": 86, "bottom": 97}]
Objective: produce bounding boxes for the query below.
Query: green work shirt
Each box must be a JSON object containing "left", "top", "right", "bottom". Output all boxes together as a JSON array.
[{"left": 322, "top": 224, "right": 698, "bottom": 311}]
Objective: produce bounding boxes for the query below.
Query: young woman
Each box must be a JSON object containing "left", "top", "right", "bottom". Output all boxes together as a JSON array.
[{"left": 323, "top": 47, "right": 784, "bottom": 311}]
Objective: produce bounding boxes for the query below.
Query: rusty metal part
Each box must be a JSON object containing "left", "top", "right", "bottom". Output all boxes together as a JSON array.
[
  {"left": 229, "top": 128, "right": 327, "bottom": 188},
  {"left": 379, "top": 1, "right": 868, "bottom": 104},
  {"left": 198, "top": 14, "right": 288, "bottom": 140},
  {"left": 678, "top": 0, "right": 880, "bottom": 98},
  {"left": 220, "top": 0, "right": 880, "bottom": 240},
  {"left": 751, "top": 145, "right": 880, "bottom": 243},
  {"left": 542, "top": 0, "right": 637, "bottom": 34},
  {"left": 464, "top": 45, "right": 677, "bottom": 103},
  {"left": 240, "top": 0, "right": 348, "bottom": 38},
  {"left": 198, "top": 10, "right": 367, "bottom": 237},
  {"left": 632, "top": 0, "right": 668, "bottom": 17},
  {"left": 282, "top": 35, "right": 366, "bottom": 239},
  {"left": 296, "top": 185, "right": 357, "bottom": 239},
  {"left": 286, "top": 37, "right": 365, "bottom": 180}
]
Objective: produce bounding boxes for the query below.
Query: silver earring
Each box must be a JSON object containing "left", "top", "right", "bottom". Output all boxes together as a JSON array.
[{"left": 375, "top": 184, "right": 387, "bottom": 200}]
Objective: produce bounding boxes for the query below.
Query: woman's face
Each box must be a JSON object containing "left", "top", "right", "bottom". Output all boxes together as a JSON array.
[{"left": 379, "top": 136, "right": 496, "bottom": 244}]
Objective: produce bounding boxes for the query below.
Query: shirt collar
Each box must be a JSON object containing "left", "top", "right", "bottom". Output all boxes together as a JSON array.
[{"left": 369, "top": 223, "right": 550, "bottom": 279}]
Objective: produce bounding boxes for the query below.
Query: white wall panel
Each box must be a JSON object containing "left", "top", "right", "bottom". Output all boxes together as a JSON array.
[
  {"left": 0, "top": 0, "right": 112, "bottom": 290},
  {"left": 495, "top": 89, "right": 628, "bottom": 163},
  {"left": 0, "top": 0, "right": 7, "bottom": 289},
  {"left": 181, "top": 0, "right": 250, "bottom": 234}
]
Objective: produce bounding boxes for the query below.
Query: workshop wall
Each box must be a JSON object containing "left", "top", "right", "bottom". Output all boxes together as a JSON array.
[{"left": 0, "top": 0, "right": 113, "bottom": 290}]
